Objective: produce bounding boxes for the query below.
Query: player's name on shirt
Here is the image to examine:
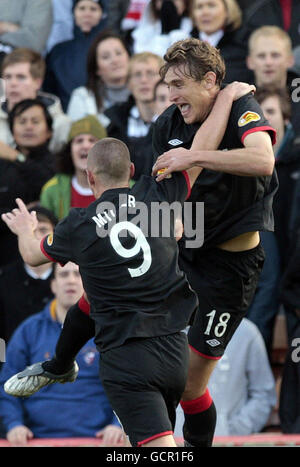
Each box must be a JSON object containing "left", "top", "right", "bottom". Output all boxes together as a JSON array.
[{"left": 91, "top": 193, "right": 204, "bottom": 247}]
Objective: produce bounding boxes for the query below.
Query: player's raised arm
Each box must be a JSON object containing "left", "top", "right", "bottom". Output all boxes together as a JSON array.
[
  {"left": 153, "top": 82, "right": 256, "bottom": 187},
  {"left": 1, "top": 198, "right": 49, "bottom": 266}
]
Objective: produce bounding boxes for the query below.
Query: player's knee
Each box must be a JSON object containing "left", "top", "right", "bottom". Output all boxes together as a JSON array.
[{"left": 183, "top": 352, "right": 218, "bottom": 399}]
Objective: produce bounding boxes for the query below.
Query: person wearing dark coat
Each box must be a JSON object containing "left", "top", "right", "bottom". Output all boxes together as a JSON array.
[
  {"left": 246, "top": 87, "right": 300, "bottom": 354},
  {"left": 0, "top": 206, "right": 57, "bottom": 343},
  {"left": 104, "top": 52, "right": 163, "bottom": 181},
  {"left": 240, "top": 0, "right": 300, "bottom": 48},
  {"left": 279, "top": 226, "right": 300, "bottom": 433},
  {"left": 43, "top": 0, "right": 107, "bottom": 111},
  {"left": 105, "top": 96, "right": 155, "bottom": 182},
  {"left": 0, "top": 99, "right": 55, "bottom": 267}
]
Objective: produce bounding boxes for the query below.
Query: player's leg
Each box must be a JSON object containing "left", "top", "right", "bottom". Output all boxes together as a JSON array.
[
  {"left": 42, "top": 295, "right": 94, "bottom": 374},
  {"left": 99, "top": 333, "right": 189, "bottom": 448},
  {"left": 179, "top": 244, "right": 265, "bottom": 446},
  {"left": 4, "top": 296, "right": 94, "bottom": 397},
  {"left": 142, "top": 434, "right": 177, "bottom": 447},
  {"left": 180, "top": 350, "right": 218, "bottom": 447}
]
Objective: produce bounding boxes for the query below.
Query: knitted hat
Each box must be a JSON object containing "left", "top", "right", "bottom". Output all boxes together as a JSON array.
[
  {"left": 73, "top": 0, "right": 103, "bottom": 10},
  {"left": 68, "top": 115, "right": 107, "bottom": 142}
]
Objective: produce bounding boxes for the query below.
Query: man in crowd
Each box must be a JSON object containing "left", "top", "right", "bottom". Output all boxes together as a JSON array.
[{"left": 0, "top": 47, "right": 70, "bottom": 156}]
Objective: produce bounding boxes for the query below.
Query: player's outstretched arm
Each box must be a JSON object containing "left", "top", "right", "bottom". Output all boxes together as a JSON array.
[
  {"left": 152, "top": 82, "right": 256, "bottom": 187},
  {"left": 1, "top": 198, "right": 49, "bottom": 266}
]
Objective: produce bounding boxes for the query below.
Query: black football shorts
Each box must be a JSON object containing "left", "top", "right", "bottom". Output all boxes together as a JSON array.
[
  {"left": 99, "top": 331, "right": 189, "bottom": 446},
  {"left": 179, "top": 243, "right": 265, "bottom": 359}
]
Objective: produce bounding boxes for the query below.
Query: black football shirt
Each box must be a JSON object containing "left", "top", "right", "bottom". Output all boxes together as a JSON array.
[
  {"left": 41, "top": 173, "right": 198, "bottom": 352},
  {"left": 152, "top": 92, "right": 279, "bottom": 261}
]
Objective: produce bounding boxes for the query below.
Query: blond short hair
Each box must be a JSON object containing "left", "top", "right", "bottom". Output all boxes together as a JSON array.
[
  {"left": 248, "top": 26, "right": 292, "bottom": 55},
  {"left": 128, "top": 52, "right": 164, "bottom": 77}
]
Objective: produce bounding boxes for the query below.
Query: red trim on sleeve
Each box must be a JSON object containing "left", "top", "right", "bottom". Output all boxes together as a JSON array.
[
  {"left": 40, "top": 236, "right": 57, "bottom": 263},
  {"left": 137, "top": 431, "right": 173, "bottom": 446},
  {"left": 241, "top": 126, "right": 277, "bottom": 146},
  {"left": 189, "top": 344, "right": 221, "bottom": 360},
  {"left": 40, "top": 236, "right": 65, "bottom": 267},
  {"left": 180, "top": 389, "right": 213, "bottom": 414},
  {"left": 78, "top": 295, "right": 90, "bottom": 316},
  {"left": 182, "top": 170, "right": 191, "bottom": 199}
]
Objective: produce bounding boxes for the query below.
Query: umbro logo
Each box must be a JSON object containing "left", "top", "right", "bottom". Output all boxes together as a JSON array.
[
  {"left": 206, "top": 339, "right": 221, "bottom": 347},
  {"left": 168, "top": 139, "right": 183, "bottom": 146}
]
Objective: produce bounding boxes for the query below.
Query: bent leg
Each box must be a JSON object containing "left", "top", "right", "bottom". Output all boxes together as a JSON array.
[{"left": 181, "top": 349, "right": 218, "bottom": 447}]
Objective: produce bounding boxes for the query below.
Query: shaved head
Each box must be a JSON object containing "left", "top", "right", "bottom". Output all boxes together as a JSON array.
[{"left": 87, "top": 137, "right": 131, "bottom": 186}]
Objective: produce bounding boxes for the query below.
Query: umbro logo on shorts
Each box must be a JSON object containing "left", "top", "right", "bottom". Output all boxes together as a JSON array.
[
  {"left": 206, "top": 339, "right": 221, "bottom": 347},
  {"left": 168, "top": 139, "right": 183, "bottom": 146}
]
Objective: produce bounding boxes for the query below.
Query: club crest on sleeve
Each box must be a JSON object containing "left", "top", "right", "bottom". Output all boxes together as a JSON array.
[
  {"left": 46, "top": 234, "right": 53, "bottom": 246},
  {"left": 238, "top": 111, "right": 261, "bottom": 127}
]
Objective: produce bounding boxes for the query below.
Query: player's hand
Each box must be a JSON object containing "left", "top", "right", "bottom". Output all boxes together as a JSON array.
[
  {"left": 152, "top": 147, "right": 196, "bottom": 181},
  {"left": 221, "top": 81, "right": 256, "bottom": 101},
  {"left": 95, "top": 424, "right": 125, "bottom": 446},
  {"left": 7, "top": 425, "right": 34, "bottom": 446},
  {"left": 174, "top": 217, "right": 184, "bottom": 242},
  {"left": 1, "top": 198, "right": 38, "bottom": 236}
]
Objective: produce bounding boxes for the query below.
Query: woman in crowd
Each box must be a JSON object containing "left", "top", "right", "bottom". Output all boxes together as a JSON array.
[
  {"left": 40, "top": 115, "right": 106, "bottom": 220},
  {"left": 43, "top": 0, "right": 107, "bottom": 111},
  {"left": 186, "top": 0, "right": 251, "bottom": 82},
  {"left": 0, "top": 99, "right": 55, "bottom": 266},
  {"left": 67, "top": 30, "right": 130, "bottom": 126}
]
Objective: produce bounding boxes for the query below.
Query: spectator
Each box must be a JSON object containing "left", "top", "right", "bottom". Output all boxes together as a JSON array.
[
  {"left": 0, "top": 206, "right": 57, "bottom": 343},
  {"left": 0, "top": 261, "right": 123, "bottom": 445},
  {"left": 153, "top": 78, "right": 173, "bottom": 117},
  {"left": 67, "top": 30, "right": 130, "bottom": 124},
  {"left": 256, "top": 87, "right": 300, "bottom": 270},
  {"left": 40, "top": 116, "right": 107, "bottom": 220},
  {"left": 240, "top": 0, "right": 300, "bottom": 49},
  {"left": 175, "top": 318, "right": 276, "bottom": 436},
  {"left": 279, "top": 227, "right": 300, "bottom": 433},
  {"left": 0, "top": 99, "right": 55, "bottom": 267},
  {"left": 46, "top": 0, "right": 74, "bottom": 53},
  {"left": 132, "top": 0, "right": 192, "bottom": 56},
  {"left": 106, "top": 0, "right": 149, "bottom": 43},
  {"left": 187, "top": 0, "right": 252, "bottom": 83},
  {"left": 0, "top": 0, "right": 53, "bottom": 59},
  {"left": 106, "top": 0, "right": 130, "bottom": 34},
  {"left": 119, "top": 0, "right": 149, "bottom": 47},
  {"left": 43, "top": 0, "right": 107, "bottom": 112},
  {"left": 247, "top": 86, "right": 300, "bottom": 355},
  {"left": 246, "top": 26, "right": 300, "bottom": 132},
  {"left": 104, "top": 51, "right": 163, "bottom": 181},
  {"left": 0, "top": 48, "right": 71, "bottom": 154},
  {"left": 280, "top": 225, "right": 300, "bottom": 341}
]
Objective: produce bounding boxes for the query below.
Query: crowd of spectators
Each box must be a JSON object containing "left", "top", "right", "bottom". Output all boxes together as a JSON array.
[{"left": 0, "top": 0, "right": 300, "bottom": 444}]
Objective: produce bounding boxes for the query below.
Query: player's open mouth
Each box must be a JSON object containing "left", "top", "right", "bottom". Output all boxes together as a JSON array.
[{"left": 179, "top": 104, "right": 191, "bottom": 116}]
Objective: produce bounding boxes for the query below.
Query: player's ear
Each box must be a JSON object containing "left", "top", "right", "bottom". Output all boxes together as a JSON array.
[
  {"left": 86, "top": 169, "right": 95, "bottom": 188},
  {"left": 203, "top": 71, "right": 217, "bottom": 89},
  {"left": 130, "top": 163, "right": 135, "bottom": 180}
]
